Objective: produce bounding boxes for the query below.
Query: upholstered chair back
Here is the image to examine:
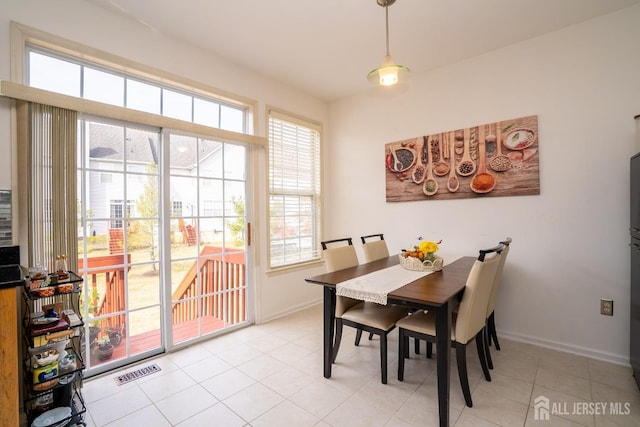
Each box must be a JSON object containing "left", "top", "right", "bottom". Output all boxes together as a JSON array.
[
  {"left": 323, "top": 242, "right": 361, "bottom": 317},
  {"left": 486, "top": 243, "right": 510, "bottom": 317},
  {"left": 362, "top": 240, "right": 390, "bottom": 263},
  {"left": 454, "top": 251, "right": 502, "bottom": 344}
]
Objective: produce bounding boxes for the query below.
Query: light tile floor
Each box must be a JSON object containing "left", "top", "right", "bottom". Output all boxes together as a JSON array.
[{"left": 81, "top": 305, "right": 640, "bottom": 426}]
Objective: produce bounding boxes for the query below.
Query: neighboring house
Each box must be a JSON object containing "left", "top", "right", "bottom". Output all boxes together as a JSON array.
[{"left": 85, "top": 121, "right": 239, "bottom": 244}]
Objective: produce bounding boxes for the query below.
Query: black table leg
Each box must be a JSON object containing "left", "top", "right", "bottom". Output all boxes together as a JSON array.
[
  {"left": 435, "top": 301, "right": 451, "bottom": 427},
  {"left": 323, "top": 287, "right": 336, "bottom": 378}
]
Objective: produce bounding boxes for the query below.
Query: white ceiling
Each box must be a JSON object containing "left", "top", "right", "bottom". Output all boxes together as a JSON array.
[{"left": 82, "top": 0, "right": 640, "bottom": 102}]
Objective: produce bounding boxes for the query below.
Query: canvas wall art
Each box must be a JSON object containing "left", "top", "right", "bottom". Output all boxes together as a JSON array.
[{"left": 385, "top": 115, "right": 539, "bottom": 202}]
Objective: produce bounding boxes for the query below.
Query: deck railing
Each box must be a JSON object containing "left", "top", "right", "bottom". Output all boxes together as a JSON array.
[
  {"left": 79, "top": 246, "right": 246, "bottom": 328},
  {"left": 171, "top": 246, "right": 246, "bottom": 325},
  {"left": 77, "top": 254, "right": 130, "bottom": 329}
]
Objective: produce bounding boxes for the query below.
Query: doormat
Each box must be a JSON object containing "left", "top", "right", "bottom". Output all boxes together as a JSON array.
[{"left": 113, "top": 363, "right": 161, "bottom": 386}]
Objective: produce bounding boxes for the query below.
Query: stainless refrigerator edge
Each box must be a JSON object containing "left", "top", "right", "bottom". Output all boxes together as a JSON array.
[{"left": 631, "top": 114, "right": 640, "bottom": 390}]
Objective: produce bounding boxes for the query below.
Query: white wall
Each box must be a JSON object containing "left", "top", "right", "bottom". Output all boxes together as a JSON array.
[
  {"left": 0, "top": 0, "right": 327, "bottom": 324},
  {"left": 327, "top": 5, "right": 640, "bottom": 364}
]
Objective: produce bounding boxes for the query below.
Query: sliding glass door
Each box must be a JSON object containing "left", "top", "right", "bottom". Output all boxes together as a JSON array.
[{"left": 77, "top": 118, "right": 250, "bottom": 375}]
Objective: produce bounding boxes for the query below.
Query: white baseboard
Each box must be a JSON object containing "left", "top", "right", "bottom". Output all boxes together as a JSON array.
[
  {"left": 260, "top": 303, "right": 631, "bottom": 368},
  {"left": 257, "top": 298, "right": 323, "bottom": 324},
  {"left": 498, "top": 329, "right": 631, "bottom": 367}
]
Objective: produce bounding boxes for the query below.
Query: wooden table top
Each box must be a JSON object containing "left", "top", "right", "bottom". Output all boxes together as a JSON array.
[{"left": 305, "top": 255, "right": 475, "bottom": 307}]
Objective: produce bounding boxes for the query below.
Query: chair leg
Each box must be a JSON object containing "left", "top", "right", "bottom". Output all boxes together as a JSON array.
[
  {"left": 484, "top": 324, "right": 494, "bottom": 370},
  {"left": 398, "top": 329, "right": 406, "bottom": 381},
  {"left": 426, "top": 341, "right": 433, "bottom": 359},
  {"left": 355, "top": 328, "right": 363, "bottom": 346},
  {"left": 455, "top": 343, "right": 473, "bottom": 407},
  {"left": 380, "top": 333, "right": 388, "bottom": 384},
  {"left": 476, "top": 330, "right": 491, "bottom": 382},
  {"left": 414, "top": 337, "right": 420, "bottom": 355},
  {"left": 369, "top": 332, "right": 374, "bottom": 340},
  {"left": 488, "top": 312, "right": 500, "bottom": 350},
  {"left": 332, "top": 319, "right": 344, "bottom": 363},
  {"left": 404, "top": 333, "right": 410, "bottom": 359}
]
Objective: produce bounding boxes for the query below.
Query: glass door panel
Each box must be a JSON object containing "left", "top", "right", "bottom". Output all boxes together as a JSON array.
[
  {"left": 78, "top": 118, "right": 163, "bottom": 374},
  {"left": 169, "top": 133, "right": 248, "bottom": 345}
]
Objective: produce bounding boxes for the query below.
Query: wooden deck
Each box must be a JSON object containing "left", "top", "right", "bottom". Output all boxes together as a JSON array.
[{"left": 92, "top": 315, "right": 226, "bottom": 366}]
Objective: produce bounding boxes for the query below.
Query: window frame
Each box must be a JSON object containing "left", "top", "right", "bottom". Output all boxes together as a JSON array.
[
  {"left": 267, "top": 108, "right": 322, "bottom": 270},
  {"left": 8, "top": 22, "right": 263, "bottom": 145},
  {"left": 25, "top": 44, "right": 247, "bottom": 132}
]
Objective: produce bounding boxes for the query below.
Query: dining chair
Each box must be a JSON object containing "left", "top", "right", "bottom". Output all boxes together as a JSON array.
[
  {"left": 361, "top": 233, "right": 426, "bottom": 354},
  {"left": 396, "top": 243, "right": 504, "bottom": 407},
  {"left": 322, "top": 237, "right": 409, "bottom": 384},
  {"left": 361, "top": 234, "right": 390, "bottom": 263},
  {"left": 360, "top": 233, "right": 390, "bottom": 342},
  {"left": 484, "top": 237, "right": 512, "bottom": 369}
]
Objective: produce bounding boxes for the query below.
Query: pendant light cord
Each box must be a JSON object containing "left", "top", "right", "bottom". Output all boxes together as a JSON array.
[{"left": 385, "top": 5, "right": 390, "bottom": 56}]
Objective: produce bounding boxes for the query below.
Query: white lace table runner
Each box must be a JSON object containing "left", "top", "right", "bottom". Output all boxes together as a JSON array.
[{"left": 336, "top": 256, "right": 461, "bottom": 305}]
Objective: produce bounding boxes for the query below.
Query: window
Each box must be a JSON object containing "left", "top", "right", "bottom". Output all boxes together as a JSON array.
[
  {"left": 26, "top": 46, "right": 246, "bottom": 131},
  {"left": 268, "top": 110, "right": 321, "bottom": 268},
  {"left": 110, "top": 199, "right": 133, "bottom": 229},
  {"left": 171, "top": 201, "right": 183, "bottom": 217}
]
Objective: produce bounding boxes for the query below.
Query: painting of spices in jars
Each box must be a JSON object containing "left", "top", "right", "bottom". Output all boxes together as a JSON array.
[{"left": 385, "top": 115, "right": 539, "bottom": 202}]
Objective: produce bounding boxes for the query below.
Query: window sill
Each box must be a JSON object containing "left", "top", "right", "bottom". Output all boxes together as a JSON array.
[{"left": 265, "top": 259, "right": 324, "bottom": 276}]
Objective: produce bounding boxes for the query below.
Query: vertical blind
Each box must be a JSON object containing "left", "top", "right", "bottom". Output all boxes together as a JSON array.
[
  {"left": 268, "top": 111, "right": 321, "bottom": 268},
  {"left": 28, "top": 103, "right": 78, "bottom": 272}
]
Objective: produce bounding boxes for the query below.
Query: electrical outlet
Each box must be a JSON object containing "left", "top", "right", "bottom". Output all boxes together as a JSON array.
[{"left": 601, "top": 299, "right": 613, "bottom": 316}]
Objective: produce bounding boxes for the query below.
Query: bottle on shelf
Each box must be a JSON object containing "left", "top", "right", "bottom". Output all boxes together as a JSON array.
[{"left": 55, "top": 255, "right": 69, "bottom": 280}]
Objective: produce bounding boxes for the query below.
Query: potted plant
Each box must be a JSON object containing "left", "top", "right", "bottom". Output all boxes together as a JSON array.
[
  {"left": 105, "top": 325, "right": 124, "bottom": 347},
  {"left": 96, "top": 338, "right": 114, "bottom": 361}
]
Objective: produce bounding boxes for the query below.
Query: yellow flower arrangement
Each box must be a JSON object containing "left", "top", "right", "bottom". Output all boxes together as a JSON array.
[
  {"left": 402, "top": 239, "right": 442, "bottom": 262},
  {"left": 418, "top": 240, "right": 439, "bottom": 254}
]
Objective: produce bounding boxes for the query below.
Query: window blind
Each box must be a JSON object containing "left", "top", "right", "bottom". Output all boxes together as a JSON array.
[
  {"left": 28, "top": 103, "right": 78, "bottom": 272},
  {"left": 268, "top": 111, "right": 321, "bottom": 268}
]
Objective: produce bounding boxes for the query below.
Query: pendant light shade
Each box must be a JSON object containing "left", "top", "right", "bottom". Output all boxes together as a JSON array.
[
  {"left": 367, "top": 0, "right": 409, "bottom": 86},
  {"left": 368, "top": 55, "right": 410, "bottom": 86}
]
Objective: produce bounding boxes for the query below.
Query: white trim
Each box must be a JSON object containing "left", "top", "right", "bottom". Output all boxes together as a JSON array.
[
  {"left": 498, "top": 329, "right": 631, "bottom": 367},
  {"left": 0, "top": 80, "right": 267, "bottom": 147},
  {"left": 268, "top": 108, "right": 322, "bottom": 133},
  {"left": 257, "top": 300, "right": 323, "bottom": 325}
]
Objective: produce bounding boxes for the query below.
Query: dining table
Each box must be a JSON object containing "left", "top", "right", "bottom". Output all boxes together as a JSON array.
[{"left": 305, "top": 254, "right": 476, "bottom": 427}]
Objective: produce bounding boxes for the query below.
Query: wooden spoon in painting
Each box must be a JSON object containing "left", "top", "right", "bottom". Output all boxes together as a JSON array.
[
  {"left": 423, "top": 136, "right": 439, "bottom": 196},
  {"left": 456, "top": 128, "right": 476, "bottom": 177},
  {"left": 470, "top": 125, "right": 497, "bottom": 194},
  {"left": 412, "top": 137, "right": 426, "bottom": 184},
  {"left": 489, "top": 124, "right": 511, "bottom": 172},
  {"left": 433, "top": 134, "right": 450, "bottom": 177},
  {"left": 447, "top": 131, "right": 459, "bottom": 192},
  {"left": 390, "top": 148, "right": 404, "bottom": 172}
]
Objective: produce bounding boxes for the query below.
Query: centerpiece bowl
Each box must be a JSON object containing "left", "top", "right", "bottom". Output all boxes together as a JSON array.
[{"left": 400, "top": 239, "right": 444, "bottom": 272}]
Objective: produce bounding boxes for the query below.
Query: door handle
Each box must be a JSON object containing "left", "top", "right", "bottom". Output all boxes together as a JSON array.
[{"left": 247, "top": 222, "right": 251, "bottom": 247}]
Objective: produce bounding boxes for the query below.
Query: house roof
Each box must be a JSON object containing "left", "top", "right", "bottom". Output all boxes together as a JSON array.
[
  {"left": 88, "top": 122, "right": 221, "bottom": 170},
  {"left": 83, "top": 0, "right": 640, "bottom": 102}
]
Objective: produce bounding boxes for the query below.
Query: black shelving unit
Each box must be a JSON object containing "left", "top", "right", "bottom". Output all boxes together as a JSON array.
[{"left": 21, "top": 272, "right": 86, "bottom": 426}]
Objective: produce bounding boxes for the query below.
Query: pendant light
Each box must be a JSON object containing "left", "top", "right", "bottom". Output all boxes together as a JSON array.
[{"left": 367, "top": 0, "right": 410, "bottom": 86}]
